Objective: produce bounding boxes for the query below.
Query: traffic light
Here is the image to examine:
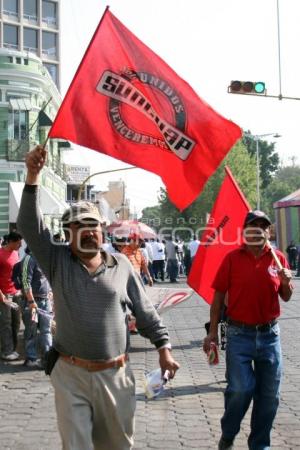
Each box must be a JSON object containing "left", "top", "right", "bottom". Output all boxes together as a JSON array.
[{"left": 228, "top": 81, "right": 266, "bottom": 95}]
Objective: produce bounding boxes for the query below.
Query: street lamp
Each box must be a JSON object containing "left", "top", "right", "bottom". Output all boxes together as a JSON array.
[
  {"left": 77, "top": 166, "right": 136, "bottom": 201},
  {"left": 244, "top": 133, "right": 281, "bottom": 210}
]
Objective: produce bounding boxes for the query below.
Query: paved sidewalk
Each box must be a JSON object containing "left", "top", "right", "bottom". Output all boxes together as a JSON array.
[{"left": 1, "top": 278, "right": 300, "bottom": 449}]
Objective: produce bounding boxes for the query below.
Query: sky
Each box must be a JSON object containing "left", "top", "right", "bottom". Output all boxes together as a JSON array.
[{"left": 60, "top": 0, "right": 300, "bottom": 215}]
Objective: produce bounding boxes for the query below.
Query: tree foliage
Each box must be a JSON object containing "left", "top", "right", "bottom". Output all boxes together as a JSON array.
[
  {"left": 242, "top": 131, "right": 280, "bottom": 188},
  {"left": 140, "top": 136, "right": 299, "bottom": 234},
  {"left": 140, "top": 140, "right": 257, "bottom": 237},
  {"left": 261, "top": 165, "right": 300, "bottom": 220}
]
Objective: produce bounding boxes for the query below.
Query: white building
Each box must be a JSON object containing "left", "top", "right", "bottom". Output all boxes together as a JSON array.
[{"left": 0, "top": 0, "right": 60, "bottom": 89}]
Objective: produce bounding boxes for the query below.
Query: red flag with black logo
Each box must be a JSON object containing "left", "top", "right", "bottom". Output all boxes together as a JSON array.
[
  {"left": 188, "top": 167, "right": 250, "bottom": 304},
  {"left": 49, "top": 7, "right": 242, "bottom": 210}
]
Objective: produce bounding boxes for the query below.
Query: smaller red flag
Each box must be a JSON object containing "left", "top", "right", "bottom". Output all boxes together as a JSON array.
[{"left": 187, "top": 167, "right": 250, "bottom": 304}]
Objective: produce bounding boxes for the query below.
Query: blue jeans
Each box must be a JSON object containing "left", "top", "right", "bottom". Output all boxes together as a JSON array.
[
  {"left": 221, "top": 323, "right": 282, "bottom": 450},
  {"left": 21, "top": 297, "right": 53, "bottom": 361}
]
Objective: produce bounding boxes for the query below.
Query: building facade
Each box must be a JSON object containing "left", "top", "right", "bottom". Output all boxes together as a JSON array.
[
  {"left": 0, "top": 46, "right": 67, "bottom": 236},
  {"left": 94, "top": 180, "right": 130, "bottom": 221},
  {"left": 0, "top": 0, "right": 60, "bottom": 89},
  {"left": 0, "top": 0, "right": 66, "bottom": 237}
]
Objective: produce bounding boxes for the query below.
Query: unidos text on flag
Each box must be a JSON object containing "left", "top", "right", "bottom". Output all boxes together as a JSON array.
[{"left": 97, "top": 70, "right": 195, "bottom": 160}]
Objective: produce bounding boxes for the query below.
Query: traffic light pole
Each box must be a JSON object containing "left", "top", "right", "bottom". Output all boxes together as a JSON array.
[
  {"left": 255, "top": 138, "right": 260, "bottom": 210},
  {"left": 227, "top": 88, "right": 300, "bottom": 101},
  {"left": 276, "top": 0, "right": 283, "bottom": 100}
]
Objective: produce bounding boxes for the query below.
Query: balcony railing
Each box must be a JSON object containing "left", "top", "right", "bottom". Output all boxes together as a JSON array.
[
  {"left": 46, "top": 155, "right": 64, "bottom": 178},
  {"left": 7, "top": 138, "right": 38, "bottom": 161},
  {"left": 23, "top": 13, "right": 38, "bottom": 23},
  {"left": 42, "top": 16, "right": 57, "bottom": 28},
  {"left": 3, "top": 43, "right": 18, "bottom": 50},
  {"left": 24, "top": 45, "right": 38, "bottom": 55},
  {"left": 3, "top": 9, "right": 18, "bottom": 18},
  {"left": 42, "top": 47, "right": 57, "bottom": 61}
]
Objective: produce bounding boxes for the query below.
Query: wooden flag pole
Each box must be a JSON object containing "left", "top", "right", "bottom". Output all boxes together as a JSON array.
[
  {"left": 42, "top": 133, "right": 50, "bottom": 149},
  {"left": 266, "top": 240, "right": 283, "bottom": 270}
]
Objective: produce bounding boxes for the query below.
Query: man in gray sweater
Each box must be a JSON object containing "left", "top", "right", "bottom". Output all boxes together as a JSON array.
[{"left": 17, "top": 146, "right": 179, "bottom": 450}]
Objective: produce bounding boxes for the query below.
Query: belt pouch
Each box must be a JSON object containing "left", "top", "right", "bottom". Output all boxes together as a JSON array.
[{"left": 44, "top": 347, "right": 59, "bottom": 375}]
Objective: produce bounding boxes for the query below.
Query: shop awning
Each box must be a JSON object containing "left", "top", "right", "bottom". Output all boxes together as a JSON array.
[
  {"left": 9, "top": 98, "right": 32, "bottom": 111},
  {"left": 9, "top": 182, "right": 68, "bottom": 222},
  {"left": 273, "top": 188, "right": 300, "bottom": 208}
]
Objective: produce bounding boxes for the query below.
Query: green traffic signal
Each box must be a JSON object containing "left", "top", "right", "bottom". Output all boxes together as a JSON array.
[{"left": 254, "top": 82, "right": 265, "bottom": 94}]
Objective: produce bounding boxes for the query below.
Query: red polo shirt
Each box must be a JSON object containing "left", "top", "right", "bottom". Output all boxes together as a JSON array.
[
  {"left": 0, "top": 247, "right": 19, "bottom": 295},
  {"left": 212, "top": 245, "right": 289, "bottom": 324}
]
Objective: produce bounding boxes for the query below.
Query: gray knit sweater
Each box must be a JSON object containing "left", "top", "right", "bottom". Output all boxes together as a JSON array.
[{"left": 17, "top": 185, "right": 169, "bottom": 360}]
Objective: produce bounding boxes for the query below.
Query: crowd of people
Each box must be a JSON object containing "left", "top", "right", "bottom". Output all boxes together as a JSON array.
[
  {"left": 0, "top": 232, "right": 53, "bottom": 368},
  {"left": 101, "top": 234, "right": 200, "bottom": 283},
  {"left": 0, "top": 145, "right": 295, "bottom": 450},
  {"left": 0, "top": 225, "right": 199, "bottom": 366}
]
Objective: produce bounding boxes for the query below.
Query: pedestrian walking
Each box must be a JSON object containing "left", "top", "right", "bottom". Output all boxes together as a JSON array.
[
  {"left": 17, "top": 145, "right": 179, "bottom": 450},
  {"left": 188, "top": 234, "right": 200, "bottom": 263},
  {"left": 121, "top": 234, "right": 153, "bottom": 286},
  {"left": 203, "top": 210, "right": 293, "bottom": 450},
  {"left": 165, "top": 237, "right": 179, "bottom": 283},
  {"left": 175, "top": 238, "right": 184, "bottom": 274},
  {"left": 0, "top": 231, "right": 22, "bottom": 361},
  {"left": 183, "top": 241, "right": 192, "bottom": 275},
  {"left": 151, "top": 238, "right": 166, "bottom": 281},
  {"left": 122, "top": 234, "right": 153, "bottom": 333},
  {"left": 20, "top": 247, "right": 53, "bottom": 368},
  {"left": 286, "top": 240, "right": 298, "bottom": 270},
  {"left": 144, "top": 238, "right": 155, "bottom": 280}
]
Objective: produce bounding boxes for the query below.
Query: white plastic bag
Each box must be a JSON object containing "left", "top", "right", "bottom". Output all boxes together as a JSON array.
[{"left": 143, "top": 368, "right": 169, "bottom": 399}]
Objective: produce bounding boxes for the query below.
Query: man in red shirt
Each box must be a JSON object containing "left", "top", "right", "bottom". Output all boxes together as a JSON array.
[
  {"left": 0, "top": 231, "right": 22, "bottom": 361},
  {"left": 203, "top": 210, "right": 293, "bottom": 450}
]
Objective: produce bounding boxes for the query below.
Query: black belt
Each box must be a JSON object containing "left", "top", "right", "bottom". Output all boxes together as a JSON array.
[{"left": 227, "top": 318, "right": 278, "bottom": 332}]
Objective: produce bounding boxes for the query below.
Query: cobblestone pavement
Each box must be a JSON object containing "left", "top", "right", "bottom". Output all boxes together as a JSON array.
[{"left": 1, "top": 278, "right": 300, "bottom": 449}]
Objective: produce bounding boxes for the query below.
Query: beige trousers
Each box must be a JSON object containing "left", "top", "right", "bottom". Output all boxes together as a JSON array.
[{"left": 51, "top": 358, "right": 136, "bottom": 450}]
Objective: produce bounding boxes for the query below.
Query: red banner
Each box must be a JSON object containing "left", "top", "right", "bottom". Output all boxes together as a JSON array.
[
  {"left": 188, "top": 167, "right": 250, "bottom": 304},
  {"left": 49, "top": 8, "right": 241, "bottom": 210}
]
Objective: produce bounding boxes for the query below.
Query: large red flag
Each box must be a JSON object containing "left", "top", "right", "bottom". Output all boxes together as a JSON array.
[
  {"left": 49, "top": 8, "right": 242, "bottom": 210},
  {"left": 188, "top": 167, "right": 250, "bottom": 304}
]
